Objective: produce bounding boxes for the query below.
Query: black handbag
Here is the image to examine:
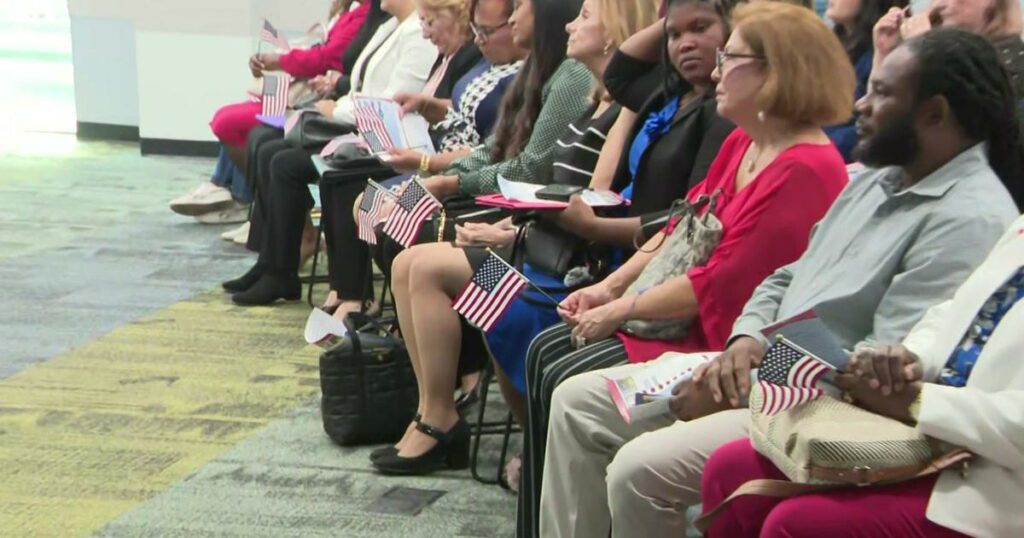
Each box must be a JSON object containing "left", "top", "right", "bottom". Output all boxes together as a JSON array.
[
  {"left": 285, "top": 110, "right": 354, "bottom": 150},
  {"left": 320, "top": 143, "right": 395, "bottom": 184},
  {"left": 319, "top": 313, "right": 418, "bottom": 446},
  {"left": 521, "top": 221, "right": 583, "bottom": 276}
]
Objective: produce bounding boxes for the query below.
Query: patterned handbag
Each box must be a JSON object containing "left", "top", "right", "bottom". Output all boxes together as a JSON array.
[
  {"left": 620, "top": 192, "right": 723, "bottom": 340},
  {"left": 694, "top": 384, "right": 972, "bottom": 532}
]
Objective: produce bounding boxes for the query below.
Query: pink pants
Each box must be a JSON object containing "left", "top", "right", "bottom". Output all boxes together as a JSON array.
[
  {"left": 700, "top": 439, "right": 969, "bottom": 538},
  {"left": 210, "top": 100, "right": 262, "bottom": 147}
]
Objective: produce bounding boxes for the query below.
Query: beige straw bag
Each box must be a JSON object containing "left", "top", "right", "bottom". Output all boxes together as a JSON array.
[{"left": 694, "top": 384, "right": 972, "bottom": 532}]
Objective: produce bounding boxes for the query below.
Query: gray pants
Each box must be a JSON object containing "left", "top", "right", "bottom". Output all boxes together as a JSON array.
[{"left": 539, "top": 360, "right": 750, "bottom": 538}]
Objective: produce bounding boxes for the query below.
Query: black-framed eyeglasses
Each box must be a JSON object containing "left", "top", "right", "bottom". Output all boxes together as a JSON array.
[
  {"left": 715, "top": 48, "right": 765, "bottom": 72},
  {"left": 471, "top": 21, "right": 509, "bottom": 40}
]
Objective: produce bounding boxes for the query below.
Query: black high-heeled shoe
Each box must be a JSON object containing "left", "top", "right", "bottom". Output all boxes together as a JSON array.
[
  {"left": 222, "top": 263, "right": 265, "bottom": 293},
  {"left": 372, "top": 418, "right": 470, "bottom": 476},
  {"left": 369, "top": 414, "right": 421, "bottom": 462}
]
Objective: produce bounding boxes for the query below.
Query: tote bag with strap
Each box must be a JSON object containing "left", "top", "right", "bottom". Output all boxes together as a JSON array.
[
  {"left": 620, "top": 192, "right": 723, "bottom": 340},
  {"left": 694, "top": 384, "right": 973, "bottom": 532}
]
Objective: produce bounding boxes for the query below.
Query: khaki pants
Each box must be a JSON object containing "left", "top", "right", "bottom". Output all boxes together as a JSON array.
[{"left": 539, "top": 361, "right": 750, "bottom": 538}]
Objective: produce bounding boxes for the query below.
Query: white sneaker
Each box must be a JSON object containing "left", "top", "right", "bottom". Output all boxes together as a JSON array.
[
  {"left": 233, "top": 222, "right": 251, "bottom": 245},
  {"left": 169, "top": 182, "right": 234, "bottom": 216},
  {"left": 221, "top": 221, "right": 250, "bottom": 242},
  {"left": 194, "top": 201, "right": 250, "bottom": 224}
]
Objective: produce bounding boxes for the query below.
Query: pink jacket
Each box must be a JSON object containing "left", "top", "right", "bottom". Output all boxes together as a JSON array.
[{"left": 278, "top": 2, "right": 369, "bottom": 78}]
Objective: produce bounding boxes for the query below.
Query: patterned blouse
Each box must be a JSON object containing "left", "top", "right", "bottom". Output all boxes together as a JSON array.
[
  {"left": 435, "top": 60, "right": 523, "bottom": 151},
  {"left": 938, "top": 266, "right": 1024, "bottom": 387},
  {"left": 446, "top": 59, "right": 594, "bottom": 196}
]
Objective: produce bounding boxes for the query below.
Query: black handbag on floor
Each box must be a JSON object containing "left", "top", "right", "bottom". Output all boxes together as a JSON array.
[{"left": 319, "top": 313, "right": 418, "bottom": 446}]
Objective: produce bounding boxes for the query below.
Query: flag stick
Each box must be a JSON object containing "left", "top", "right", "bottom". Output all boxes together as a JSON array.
[{"left": 487, "top": 249, "right": 562, "bottom": 307}]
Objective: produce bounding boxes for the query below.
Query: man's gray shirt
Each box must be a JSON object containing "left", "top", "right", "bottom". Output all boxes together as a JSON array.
[{"left": 731, "top": 143, "right": 1019, "bottom": 350}]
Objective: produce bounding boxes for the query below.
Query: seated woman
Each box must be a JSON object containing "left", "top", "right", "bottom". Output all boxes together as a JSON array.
[
  {"left": 701, "top": 212, "right": 1024, "bottom": 538},
  {"left": 169, "top": 0, "right": 373, "bottom": 221},
  {"left": 370, "top": 0, "right": 657, "bottom": 477},
  {"left": 317, "top": 0, "right": 527, "bottom": 319},
  {"left": 824, "top": 0, "right": 907, "bottom": 162},
  {"left": 222, "top": 0, "right": 445, "bottom": 305},
  {"left": 873, "top": 0, "right": 1024, "bottom": 98},
  {"left": 522, "top": 1, "right": 858, "bottom": 534}
]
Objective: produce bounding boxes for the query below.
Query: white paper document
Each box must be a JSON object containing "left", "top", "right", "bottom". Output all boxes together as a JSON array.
[
  {"left": 496, "top": 174, "right": 624, "bottom": 207},
  {"left": 352, "top": 95, "right": 436, "bottom": 155},
  {"left": 303, "top": 308, "right": 348, "bottom": 348},
  {"left": 606, "top": 352, "right": 717, "bottom": 423}
]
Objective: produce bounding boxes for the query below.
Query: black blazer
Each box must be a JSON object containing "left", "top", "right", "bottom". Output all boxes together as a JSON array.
[
  {"left": 431, "top": 43, "right": 484, "bottom": 100},
  {"left": 603, "top": 49, "right": 735, "bottom": 218}
]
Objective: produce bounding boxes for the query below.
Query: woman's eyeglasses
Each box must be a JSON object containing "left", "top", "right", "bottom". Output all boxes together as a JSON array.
[
  {"left": 715, "top": 48, "right": 765, "bottom": 72},
  {"left": 471, "top": 21, "right": 509, "bottom": 40}
]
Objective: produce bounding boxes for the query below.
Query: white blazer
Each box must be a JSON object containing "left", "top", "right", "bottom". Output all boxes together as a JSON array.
[
  {"left": 902, "top": 214, "right": 1024, "bottom": 538},
  {"left": 331, "top": 13, "right": 438, "bottom": 125}
]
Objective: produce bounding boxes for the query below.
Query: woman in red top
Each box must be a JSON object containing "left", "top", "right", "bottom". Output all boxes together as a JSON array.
[{"left": 209, "top": 0, "right": 371, "bottom": 152}]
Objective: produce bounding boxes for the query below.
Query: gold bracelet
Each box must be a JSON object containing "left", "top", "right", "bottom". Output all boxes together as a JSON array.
[{"left": 419, "top": 154, "right": 431, "bottom": 173}]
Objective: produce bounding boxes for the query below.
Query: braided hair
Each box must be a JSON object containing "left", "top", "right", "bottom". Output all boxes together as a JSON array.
[{"left": 906, "top": 28, "right": 1024, "bottom": 209}]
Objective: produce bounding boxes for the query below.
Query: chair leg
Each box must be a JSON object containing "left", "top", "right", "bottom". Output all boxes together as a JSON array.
[
  {"left": 496, "top": 411, "right": 516, "bottom": 488},
  {"left": 306, "top": 218, "right": 325, "bottom": 307},
  {"left": 470, "top": 366, "right": 500, "bottom": 485}
]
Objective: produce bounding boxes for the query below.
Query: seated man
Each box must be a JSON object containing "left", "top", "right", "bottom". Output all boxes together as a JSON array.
[{"left": 539, "top": 27, "right": 1024, "bottom": 538}]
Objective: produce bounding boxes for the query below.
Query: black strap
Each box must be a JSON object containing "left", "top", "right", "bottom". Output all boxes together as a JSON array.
[{"left": 354, "top": 24, "right": 399, "bottom": 91}]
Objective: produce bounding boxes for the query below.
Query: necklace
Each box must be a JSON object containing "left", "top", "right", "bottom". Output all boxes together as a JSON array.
[{"left": 747, "top": 143, "right": 763, "bottom": 173}]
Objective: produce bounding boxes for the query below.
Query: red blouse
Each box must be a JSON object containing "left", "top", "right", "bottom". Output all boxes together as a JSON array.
[
  {"left": 619, "top": 129, "right": 848, "bottom": 362},
  {"left": 278, "top": 3, "right": 370, "bottom": 78}
]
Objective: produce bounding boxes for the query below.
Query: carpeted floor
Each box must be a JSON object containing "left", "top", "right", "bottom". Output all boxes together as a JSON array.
[{"left": 0, "top": 136, "right": 517, "bottom": 537}]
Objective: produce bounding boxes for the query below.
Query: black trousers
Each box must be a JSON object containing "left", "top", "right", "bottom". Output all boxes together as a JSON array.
[
  {"left": 245, "top": 125, "right": 287, "bottom": 252},
  {"left": 319, "top": 177, "right": 373, "bottom": 300},
  {"left": 252, "top": 143, "right": 319, "bottom": 278}
]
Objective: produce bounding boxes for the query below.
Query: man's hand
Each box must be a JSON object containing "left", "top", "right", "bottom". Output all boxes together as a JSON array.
[
  {"left": 669, "top": 378, "right": 733, "bottom": 421},
  {"left": 692, "top": 336, "right": 765, "bottom": 407},
  {"left": 557, "top": 282, "right": 617, "bottom": 325},
  {"left": 422, "top": 174, "right": 460, "bottom": 199},
  {"left": 847, "top": 344, "right": 923, "bottom": 396},
  {"left": 315, "top": 99, "right": 337, "bottom": 118},
  {"left": 835, "top": 374, "right": 922, "bottom": 424}
]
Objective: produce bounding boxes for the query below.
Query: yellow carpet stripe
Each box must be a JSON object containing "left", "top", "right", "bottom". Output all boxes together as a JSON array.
[{"left": 0, "top": 291, "right": 320, "bottom": 537}]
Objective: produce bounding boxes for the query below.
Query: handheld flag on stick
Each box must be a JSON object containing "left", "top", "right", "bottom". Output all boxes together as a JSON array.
[
  {"left": 357, "top": 180, "right": 395, "bottom": 245},
  {"left": 757, "top": 335, "right": 834, "bottom": 415},
  {"left": 453, "top": 251, "right": 529, "bottom": 332},
  {"left": 381, "top": 178, "right": 441, "bottom": 248},
  {"left": 261, "top": 75, "right": 290, "bottom": 117},
  {"left": 261, "top": 19, "right": 291, "bottom": 50}
]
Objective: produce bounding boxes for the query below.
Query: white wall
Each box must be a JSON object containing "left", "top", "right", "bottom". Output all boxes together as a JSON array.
[{"left": 67, "top": 0, "right": 326, "bottom": 142}]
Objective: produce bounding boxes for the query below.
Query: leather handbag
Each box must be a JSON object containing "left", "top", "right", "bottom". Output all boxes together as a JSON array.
[
  {"left": 320, "top": 143, "right": 395, "bottom": 184},
  {"left": 285, "top": 110, "right": 353, "bottom": 150},
  {"left": 319, "top": 313, "right": 418, "bottom": 446},
  {"left": 620, "top": 193, "right": 723, "bottom": 340},
  {"left": 521, "top": 222, "right": 582, "bottom": 277},
  {"left": 693, "top": 384, "right": 973, "bottom": 532}
]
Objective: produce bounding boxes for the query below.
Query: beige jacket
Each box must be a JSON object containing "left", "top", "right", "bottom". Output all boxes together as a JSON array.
[{"left": 902, "top": 214, "right": 1024, "bottom": 538}]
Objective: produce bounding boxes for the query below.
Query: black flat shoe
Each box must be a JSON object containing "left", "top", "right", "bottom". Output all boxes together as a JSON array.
[
  {"left": 372, "top": 419, "right": 470, "bottom": 476},
  {"left": 222, "top": 263, "right": 265, "bottom": 293},
  {"left": 231, "top": 274, "right": 300, "bottom": 306},
  {"left": 370, "top": 414, "right": 421, "bottom": 462}
]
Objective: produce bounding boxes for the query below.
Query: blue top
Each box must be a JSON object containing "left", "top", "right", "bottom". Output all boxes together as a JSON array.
[
  {"left": 824, "top": 49, "right": 872, "bottom": 163},
  {"left": 439, "top": 59, "right": 521, "bottom": 149},
  {"left": 938, "top": 266, "right": 1024, "bottom": 387},
  {"left": 627, "top": 97, "right": 680, "bottom": 181}
]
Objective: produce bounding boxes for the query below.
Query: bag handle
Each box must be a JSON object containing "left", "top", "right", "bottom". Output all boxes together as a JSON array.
[{"left": 692, "top": 448, "right": 973, "bottom": 534}]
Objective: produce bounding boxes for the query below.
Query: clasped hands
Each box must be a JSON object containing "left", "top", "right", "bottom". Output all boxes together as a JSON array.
[{"left": 667, "top": 338, "right": 924, "bottom": 423}]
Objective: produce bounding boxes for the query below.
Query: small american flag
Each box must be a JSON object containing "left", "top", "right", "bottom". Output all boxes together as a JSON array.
[
  {"left": 453, "top": 252, "right": 528, "bottom": 332},
  {"left": 261, "top": 19, "right": 290, "bottom": 50},
  {"left": 381, "top": 179, "right": 441, "bottom": 247},
  {"left": 261, "top": 75, "right": 290, "bottom": 117},
  {"left": 357, "top": 180, "right": 393, "bottom": 244},
  {"left": 757, "top": 337, "right": 834, "bottom": 415},
  {"left": 354, "top": 99, "right": 396, "bottom": 153}
]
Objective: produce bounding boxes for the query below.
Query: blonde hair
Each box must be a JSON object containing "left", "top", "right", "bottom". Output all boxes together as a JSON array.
[
  {"left": 732, "top": 2, "right": 856, "bottom": 126},
  {"left": 980, "top": 0, "right": 1024, "bottom": 40},
  {"left": 418, "top": 0, "right": 472, "bottom": 27},
  {"left": 596, "top": 0, "right": 660, "bottom": 48}
]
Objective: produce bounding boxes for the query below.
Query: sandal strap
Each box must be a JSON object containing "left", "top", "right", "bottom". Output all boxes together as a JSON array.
[{"left": 415, "top": 420, "right": 451, "bottom": 443}]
